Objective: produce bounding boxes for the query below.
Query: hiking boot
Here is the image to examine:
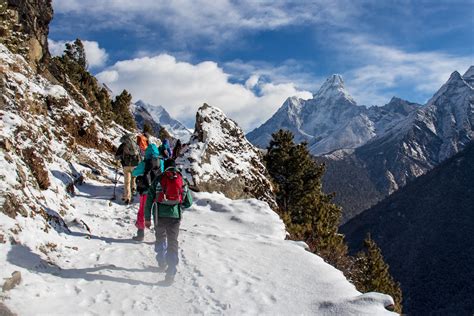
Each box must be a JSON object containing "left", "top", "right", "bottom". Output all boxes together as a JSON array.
[
  {"left": 132, "top": 229, "right": 144, "bottom": 241},
  {"left": 164, "top": 273, "right": 175, "bottom": 283},
  {"left": 157, "top": 263, "right": 168, "bottom": 272}
]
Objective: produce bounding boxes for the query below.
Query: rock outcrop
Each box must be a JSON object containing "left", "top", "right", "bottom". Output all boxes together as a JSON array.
[
  {"left": 178, "top": 103, "right": 277, "bottom": 209},
  {"left": 0, "top": 0, "right": 53, "bottom": 70}
]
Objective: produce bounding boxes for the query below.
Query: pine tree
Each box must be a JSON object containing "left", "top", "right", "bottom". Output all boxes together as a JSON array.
[
  {"left": 64, "top": 38, "right": 87, "bottom": 69},
  {"left": 264, "top": 129, "right": 346, "bottom": 262},
  {"left": 49, "top": 38, "right": 114, "bottom": 125},
  {"left": 112, "top": 90, "right": 136, "bottom": 131},
  {"left": 353, "top": 234, "right": 403, "bottom": 313}
]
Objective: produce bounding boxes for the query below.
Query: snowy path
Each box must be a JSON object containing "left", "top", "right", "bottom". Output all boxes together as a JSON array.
[{"left": 1, "top": 178, "right": 394, "bottom": 315}]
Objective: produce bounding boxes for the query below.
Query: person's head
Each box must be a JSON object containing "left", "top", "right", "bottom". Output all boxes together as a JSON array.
[
  {"left": 120, "top": 133, "right": 131, "bottom": 143},
  {"left": 164, "top": 159, "right": 176, "bottom": 170}
]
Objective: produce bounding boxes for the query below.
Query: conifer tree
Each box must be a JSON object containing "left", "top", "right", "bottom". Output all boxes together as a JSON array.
[
  {"left": 353, "top": 234, "right": 403, "bottom": 313},
  {"left": 50, "top": 38, "right": 114, "bottom": 125},
  {"left": 112, "top": 90, "right": 136, "bottom": 131},
  {"left": 64, "top": 38, "right": 87, "bottom": 69},
  {"left": 264, "top": 129, "right": 346, "bottom": 263}
]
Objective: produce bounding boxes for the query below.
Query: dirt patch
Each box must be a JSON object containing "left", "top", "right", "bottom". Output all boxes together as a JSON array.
[
  {"left": 22, "top": 147, "right": 50, "bottom": 190},
  {"left": 1, "top": 193, "right": 28, "bottom": 218}
]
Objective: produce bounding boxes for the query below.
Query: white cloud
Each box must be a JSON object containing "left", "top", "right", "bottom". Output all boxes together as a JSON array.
[
  {"left": 96, "top": 54, "right": 312, "bottom": 131},
  {"left": 48, "top": 39, "right": 109, "bottom": 69},
  {"left": 52, "top": 0, "right": 357, "bottom": 46},
  {"left": 340, "top": 36, "right": 473, "bottom": 105}
]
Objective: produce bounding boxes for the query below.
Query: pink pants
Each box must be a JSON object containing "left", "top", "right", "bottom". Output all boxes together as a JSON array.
[{"left": 135, "top": 194, "right": 148, "bottom": 230}]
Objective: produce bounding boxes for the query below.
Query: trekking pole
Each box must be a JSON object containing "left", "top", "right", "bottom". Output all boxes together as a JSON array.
[{"left": 112, "top": 163, "right": 119, "bottom": 200}]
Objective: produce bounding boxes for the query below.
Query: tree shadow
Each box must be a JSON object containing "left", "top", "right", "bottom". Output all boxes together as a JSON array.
[{"left": 7, "top": 245, "right": 159, "bottom": 286}]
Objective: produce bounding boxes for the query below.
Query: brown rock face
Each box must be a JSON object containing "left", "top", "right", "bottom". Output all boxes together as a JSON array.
[{"left": 0, "top": 0, "right": 53, "bottom": 70}]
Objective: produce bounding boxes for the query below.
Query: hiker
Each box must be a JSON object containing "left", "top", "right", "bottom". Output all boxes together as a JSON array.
[
  {"left": 130, "top": 139, "right": 165, "bottom": 241},
  {"left": 159, "top": 138, "right": 172, "bottom": 160},
  {"left": 131, "top": 161, "right": 149, "bottom": 241},
  {"left": 171, "top": 139, "right": 182, "bottom": 160},
  {"left": 136, "top": 132, "right": 149, "bottom": 158},
  {"left": 144, "top": 159, "right": 193, "bottom": 283},
  {"left": 115, "top": 133, "right": 140, "bottom": 204}
]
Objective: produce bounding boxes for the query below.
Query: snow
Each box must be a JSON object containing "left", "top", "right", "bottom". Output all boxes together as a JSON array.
[
  {"left": 1, "top": 186, "right": 394, "bottom": 315},
  {"left": 0, "top": 43, "right": 395, "bottom": 315}
]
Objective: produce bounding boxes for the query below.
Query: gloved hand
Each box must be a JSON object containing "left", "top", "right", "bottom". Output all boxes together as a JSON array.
[{"left": 145, "top": 220, "right": 151, "bottom": 228}]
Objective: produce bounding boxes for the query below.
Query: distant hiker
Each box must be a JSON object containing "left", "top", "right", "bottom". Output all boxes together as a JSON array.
[
  {"left": 115, "top": 133, "right": 140, "bottom": 204},
  {"left": 136, "top": 132, "right": 149, "bottom": 158},
  {"left": 159, "top": 138, "right": 172, "bottom": 160},
  {"left": 144, "top": 159, "right": 193, "bottom": 283},
  {"left": 171, "top": 139, "right": 182, "bottom": 160},
  {"left": 144, "top": 140, "right": 163, "bottom": 184}
]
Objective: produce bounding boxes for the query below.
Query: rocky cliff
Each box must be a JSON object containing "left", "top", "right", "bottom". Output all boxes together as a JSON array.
[
  {"left": 0, "top": 0, "right": 53, "bottom": 71},
  {"left": 178, "top": 103, "right": 277, "bottom": 209}
]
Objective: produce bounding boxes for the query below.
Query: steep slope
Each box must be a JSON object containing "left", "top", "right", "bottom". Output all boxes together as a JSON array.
[
  {"left": 178, "top": 103, "right": 277, "bottom": 209},
  {"left": 247, "top": 74, "right": 419, "bottom": 155},
  {"left": 341, "top": 142, "right": 474, "bottom": 315},
  {"left": 134, "top": 100, "right": 192, "bottom": 142},
  {"left": 323, "top": 68, "right": 473, "bottom": 221}
]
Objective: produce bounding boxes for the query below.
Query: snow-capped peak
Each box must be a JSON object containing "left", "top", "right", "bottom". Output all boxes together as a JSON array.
[
  {"left": 462, "top": 65, "right": 474, "bottom": 79},
  {"left": 133, "top": 99, "right": 192, "bottom": 142},
  {"left": 313, "top": 74, "right": 356, "bottom": 105}
]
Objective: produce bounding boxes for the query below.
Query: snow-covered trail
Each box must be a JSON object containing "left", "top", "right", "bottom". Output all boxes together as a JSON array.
[{"left": 1, "top": 177, "right": 394, "bottom": 315}]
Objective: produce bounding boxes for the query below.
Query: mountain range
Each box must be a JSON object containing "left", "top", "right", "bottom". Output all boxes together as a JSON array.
[
  {"left": 249, "top": 68, "right": 473, "bottom": 222},
  {"left": 131, "top": 99, "right": 192, "bottom": 142},
  {"left": 247, "top": 74, "right": 421, "bottom": 155}
]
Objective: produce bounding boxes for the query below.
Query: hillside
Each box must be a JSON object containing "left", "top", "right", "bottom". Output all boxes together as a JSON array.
[{"left": 341, "top": 143, "right": 474, "bottom": 315}]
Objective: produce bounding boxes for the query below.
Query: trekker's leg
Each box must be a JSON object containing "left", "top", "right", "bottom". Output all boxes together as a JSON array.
[
  {"left": 123, "top": 166, "right": 132, "bottom": 202},
  {"left": 154, "top": 219, "right": 167, "bottom": 267},
  {"left": 135, "top": 194, "right": 147, "bottom": 230},
  {"left": 165, "top": 218, "right": 181, "bottom": 276}
]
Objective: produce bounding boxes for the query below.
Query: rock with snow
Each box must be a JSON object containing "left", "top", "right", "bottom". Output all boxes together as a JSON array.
[
  {"left": 178, "top": 103, "right": 277, "bottom": 209},
  {"left": 134, "top": 100, "right": 192, "bottom": 142}
]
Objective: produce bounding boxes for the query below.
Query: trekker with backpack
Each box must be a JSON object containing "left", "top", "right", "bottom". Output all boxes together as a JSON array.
[
  {"left": 130, "top": 138, "right": 165, "bottom": 241},
  {"left": 115, "top": 134, "right": 141, "bottom": 204},
  {"left": 144, "top": 159, "right": 193, "bottom": 283},
  {"left": 136, "top": 132, "right": 149, "bottom": 158},
  {"left": 159, "top": 138, "right": 172, "bottom": 160}
]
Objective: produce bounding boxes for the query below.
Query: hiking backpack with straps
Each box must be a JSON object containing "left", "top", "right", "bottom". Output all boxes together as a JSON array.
[
  {"left": 123, "top": 135, "right": 141, "bottom": 157},
  {"left": 156, "top": 168, "right": 185, "bottom": 205}
]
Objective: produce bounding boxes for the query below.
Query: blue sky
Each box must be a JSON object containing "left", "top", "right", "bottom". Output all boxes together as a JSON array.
[{"left": 48, "top": 0, "right": 474, "bottom": 130}]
